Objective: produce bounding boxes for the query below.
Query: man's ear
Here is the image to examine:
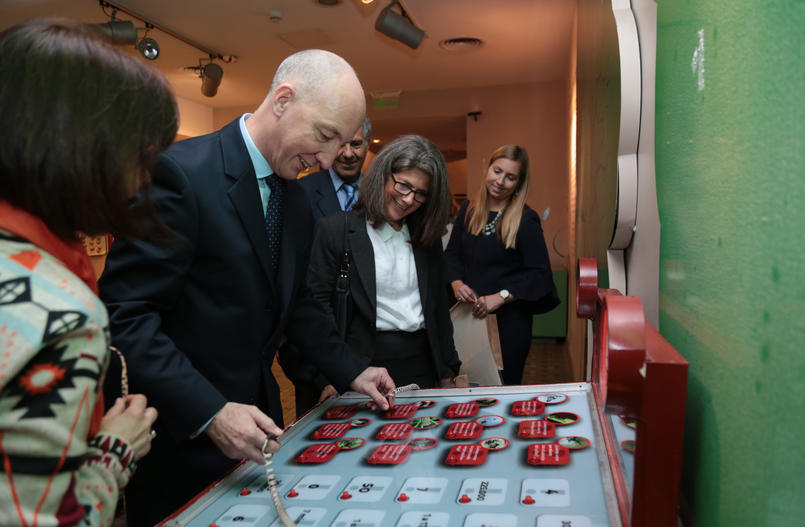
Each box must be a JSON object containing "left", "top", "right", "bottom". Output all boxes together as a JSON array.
[{"left": 272, "top": 85, "right": 294, "bottom": 118}]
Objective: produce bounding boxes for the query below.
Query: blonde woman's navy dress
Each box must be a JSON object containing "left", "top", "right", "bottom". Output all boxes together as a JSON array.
[{"left": 444, "top": 201, "right": 559, "bottom": 384}]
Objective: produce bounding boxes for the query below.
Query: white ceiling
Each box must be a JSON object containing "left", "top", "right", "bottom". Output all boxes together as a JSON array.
[{"left": 0, "top": 0, "right": 576, "bottom": 153}]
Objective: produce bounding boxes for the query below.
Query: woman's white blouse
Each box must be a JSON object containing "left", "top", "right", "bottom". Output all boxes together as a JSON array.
[{"left": 366, "top": 219, "right": 425, "bottom": 332}]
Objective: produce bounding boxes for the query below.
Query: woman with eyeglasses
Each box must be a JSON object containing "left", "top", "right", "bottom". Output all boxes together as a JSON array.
[
  {"left": 444, "top": 145, "right": 559, "bottom": 385},
  {"left": 0, "top": 19, "right": 175, "bottom": 525},
  {"left": 308, "top": 135, "right": 462, "bottom": 389}
]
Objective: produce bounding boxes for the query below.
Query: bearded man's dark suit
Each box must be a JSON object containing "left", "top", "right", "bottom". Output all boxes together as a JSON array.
[
  {"left": 306, "top": 209, "right": 461, "bottom": 381},
  {"left": 277, "top": 168, "right": 353, "bottom": 415},
  {"left": 299, "top": 168, "right": 343, "bottom": 221},
  {"left": 98, "top": 119, "right": 368, "bottom": 526}
]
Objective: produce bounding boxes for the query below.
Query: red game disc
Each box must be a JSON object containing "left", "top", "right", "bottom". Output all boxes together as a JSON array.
[
  {"left": 311, "top": 422, "right": 352, "bottom": 439},
  {"left": 545, "top": 412, "right": 580, "bottom": 426},
  {"left": 296, "top": 443, "right": 340, "bottom": 464},
  {"left": 526, "top": 443, "right": 570, "bottom": 466},
  {"left": 409, "top": 416, "right": 442, "bottom": 430},
  {"left": 324, "top": 405, "right": 358, "bottom": 420},
  {"left": 383, "top": 404, "right": 418, "bottom": 419},
  {"left": 367, "top": 444, "right": 412, "bottom": 465},
  {"left": 376, "top": 422, "right": 414, "bottom": 440},
  {"left": 557, "top": 436, "right": 591, "bottom": 450},
  {"left": 335, "top": 437, "right": 365, "bottom": 450},
  {"left": 511, "top": 399, "right": 546, "bottom": 416},
  {"left": 473, "top": 397, "right": 499, "bottom": 407},
  {"left": 480, "top": 437, "right": 510, "bottom": 451},
  {"left": 406, "top": 437, "right": 439, "bottom": 451},
  {"left": 444, "top": 444, "right": 489, "bottom": 466},
  {"left": 445, "top": 421, "right": 483, "bottom": 440},
  {"left": 517, "top": 420, "right": 556, "bottom": 439},
  {"left": 445, "top": 402, "right": 480, "bottom": 418}
]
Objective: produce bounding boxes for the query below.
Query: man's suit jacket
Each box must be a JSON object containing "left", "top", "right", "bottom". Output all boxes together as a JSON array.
[
  {"left": 307, "top": 210, "right": 461, "bottom": 381},
  {"left": 277, "top": 168, "right": 342, "bottom": 398},
  {"left": 298, "top": 169, "right": 342, "bottom": 222},
  {"left": 98, "top": 119, "right": 367, "bottom": 519}
]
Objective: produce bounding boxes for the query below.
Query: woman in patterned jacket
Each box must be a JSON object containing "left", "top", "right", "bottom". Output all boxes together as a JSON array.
[{"left": 0, "top": 19, "right": 177, "bottom": 526}]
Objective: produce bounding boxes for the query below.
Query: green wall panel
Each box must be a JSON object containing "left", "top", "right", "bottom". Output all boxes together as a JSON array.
[{"left": 655, "top": 1, "right": 805, "bottom": 525}]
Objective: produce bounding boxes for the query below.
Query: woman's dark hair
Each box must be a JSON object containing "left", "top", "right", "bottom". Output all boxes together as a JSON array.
[
  {"left": 357, "top": 134, "right": 450, "bottom": 248},
  {"left": 0, "top": 18, "right": 178, "bottom": 239}
]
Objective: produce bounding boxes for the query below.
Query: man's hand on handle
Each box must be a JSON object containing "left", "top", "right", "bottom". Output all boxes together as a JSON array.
[{"left": 205, "top": 402, "right": 284, "bottom": 464}]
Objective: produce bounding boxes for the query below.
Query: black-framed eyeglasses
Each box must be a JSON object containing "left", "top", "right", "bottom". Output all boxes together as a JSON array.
[{"left": 391, "top": 174, "right": 428, "bottom": 204}]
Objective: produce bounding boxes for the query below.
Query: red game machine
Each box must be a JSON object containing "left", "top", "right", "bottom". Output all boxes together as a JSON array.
[
  {"left": 577, "top": 257, "right": 688, "bottom": 527},
  {"left": 160, "top": 257, "right": 688, "bottom": 527}
]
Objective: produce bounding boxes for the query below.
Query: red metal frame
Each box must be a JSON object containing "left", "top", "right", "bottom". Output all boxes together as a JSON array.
[{"left": 577, "top": 258, "right": 688, "bottom": 527}]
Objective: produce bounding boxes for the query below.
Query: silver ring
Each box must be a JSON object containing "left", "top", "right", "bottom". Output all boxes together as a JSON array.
[{"left": 150, "top": 430, "right": 157, "bottom": 439}]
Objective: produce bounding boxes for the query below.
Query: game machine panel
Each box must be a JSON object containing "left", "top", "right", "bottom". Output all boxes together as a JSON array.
[
  {"left": 159, "top": 260, "right": 686, "bottom": 527},
  {"left": 577, "top": 257, "right": 688, "bottom": 527}
]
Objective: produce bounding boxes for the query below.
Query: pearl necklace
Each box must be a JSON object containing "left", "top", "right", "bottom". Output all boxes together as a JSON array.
[{"left": 484, "top": 210, "right": 503, "bottom": 236}]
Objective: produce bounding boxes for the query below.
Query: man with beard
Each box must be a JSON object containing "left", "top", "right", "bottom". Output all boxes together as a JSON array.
[{"left": 278, "top": 116, "right": 372, "bottom": 416}]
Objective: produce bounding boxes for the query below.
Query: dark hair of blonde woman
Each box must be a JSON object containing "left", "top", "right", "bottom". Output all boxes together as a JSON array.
[
  {"left": 356, "top": 134, "right": 450, "bottom": 248},
  {"left": 0, "top": 18, "right": 178, "bottom": 240},
  {"left": 465, "top": 144, "right": 530, "bottom": 249}
]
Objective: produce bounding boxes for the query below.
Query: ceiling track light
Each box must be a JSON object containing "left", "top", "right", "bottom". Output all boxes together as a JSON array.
[
  {"left": 95, "top": 1, "right": 236, "bottom": 70},
  {"left": 135, "top": 23, "right": 159, "bottom": 60},
  {"left": 185, "top": 57, "right": 224, "bottom": 98},
  {"left": 375, "top": 0, "right": 424, "bottom": 50}
]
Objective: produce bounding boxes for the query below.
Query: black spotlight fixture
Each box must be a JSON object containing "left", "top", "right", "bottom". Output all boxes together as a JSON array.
[
  {"left": 375, "top": 0, "right": 424, "bottom": 50},
  {"left": 94, "top": 19, "right": 137, "bottom": 45},
  {"left": 137, "top": 37, "right": 159, "bottom": 60},
  {"left": 186, "top": 57, "right": 224, "bottom": 98},
  {"left": 200, "top": 62, "right": 224, "bottom": 97},
  {"left": 136, "top": 22, "right": 159, "bottom": 60},
  {"left": 97, "top": 0, "right": 237, "bottom": 89}
]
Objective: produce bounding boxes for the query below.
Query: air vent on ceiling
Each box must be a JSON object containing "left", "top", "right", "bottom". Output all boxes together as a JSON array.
[{"left": 439, "top": 37, "right": 484, "bottom": 51}]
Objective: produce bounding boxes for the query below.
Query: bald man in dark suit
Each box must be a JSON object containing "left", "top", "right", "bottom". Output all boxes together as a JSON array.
[{"left": 99, "top": 52, "right": 393, "bottom": 526}]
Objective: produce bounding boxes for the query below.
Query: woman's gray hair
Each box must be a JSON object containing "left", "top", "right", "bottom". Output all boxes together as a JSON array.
[{"left": 357, "top": 134, "right": 450, "bottom": 248}]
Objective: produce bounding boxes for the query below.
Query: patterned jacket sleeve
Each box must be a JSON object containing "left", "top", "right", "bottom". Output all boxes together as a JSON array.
[{"left": 0, "top": 237, "right": 135, "bottom": 526}]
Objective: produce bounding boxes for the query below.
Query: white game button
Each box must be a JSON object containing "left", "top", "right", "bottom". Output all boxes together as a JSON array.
[
  {"left": 396, "top": 477, "right": 448, "bottom": 504},
  {"left": 339, "top": 476, "right": 393, "bottom": 502},
  {"left": 214, "top": 504, "right": 272, "bottom": 526},
  {"left": 331, "top": 509, "right": 385, "bottom": 526},
  {"left": 520, "top": 479, "right": 570, "bottom": 507},
  {"left": 288, "top": 475, "right": 340, "bottom": 500},
  {"left": 270, "top": 507, "right": 326, "bottom": 526},
  {"left": 396, "top": 511, "right": 450, "bottom": 527},
  {"left": 457, "top": 478, "right": 508, "bottom": 506},
  {"left": 463, "top": 513, "right": 517, "bottom": 527},
  {"left": 536, "top": 514, "right": 592, "bottom": 527}
]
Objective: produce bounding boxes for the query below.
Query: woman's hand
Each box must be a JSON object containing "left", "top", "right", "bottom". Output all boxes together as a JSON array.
[
  {"left": 471, "top": 296, "right": 488, "bottom": 318},
  {"left": 318, "top": 384, "right": 339, "bottom": 403},
  {"left": 439, "top": 375, "right": 470, "bottom": 388},
  {"left": 451, "top": 280, "right": 477, "bottom": 304},
  {"left": 484, "top": 293, "right": 506, "bottom": 314},
  {"left": 472, "top": 294, "right": 505, "bottom": 318},
  {"left": 99, "top": 394, "right": 158, "bottom": 461}
]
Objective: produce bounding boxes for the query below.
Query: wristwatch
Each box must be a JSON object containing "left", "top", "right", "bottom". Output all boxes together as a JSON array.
[{"left": 499, "top": 289, "right": 510, "bottom": 301}]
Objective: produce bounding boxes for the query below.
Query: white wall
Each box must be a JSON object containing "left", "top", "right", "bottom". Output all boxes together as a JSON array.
[
  {"left": 175, "top": 96, "right": 214, "bottom": 139},
  {"left": 465, "top": 81, "right": 571, "bottom": 270}
]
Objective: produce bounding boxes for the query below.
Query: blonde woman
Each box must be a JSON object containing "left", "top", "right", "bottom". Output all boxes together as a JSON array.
[{"left": 445, "top": 145, "right": 559, "bottom": 385}]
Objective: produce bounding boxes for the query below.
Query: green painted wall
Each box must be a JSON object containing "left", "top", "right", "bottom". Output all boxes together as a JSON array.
[{"left": 655, "top": 1, "right": 805, "bottom": 525}]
